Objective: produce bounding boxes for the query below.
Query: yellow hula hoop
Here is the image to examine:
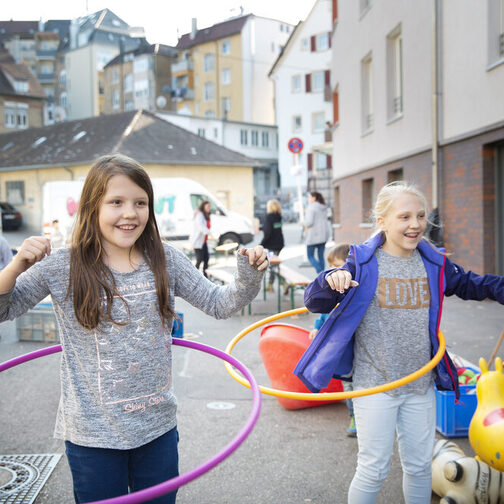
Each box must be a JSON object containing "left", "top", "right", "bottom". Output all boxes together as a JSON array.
[{"left": 224, "top": 307, "right": 446, "bottom": 400}]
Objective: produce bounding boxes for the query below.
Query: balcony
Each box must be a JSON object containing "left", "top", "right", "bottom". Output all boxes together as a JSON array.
[
  {"left": 172, "top": 87, "right": 194, "bottom": 101},
  {"left": 37, "top": 73, "right": 55, "bottom": 83},
  {"left": 36, "top": 49, "right": 57, "bottom": 59},
  {"left": 171, "top": 59, "right": 194, "bottom": 74}
]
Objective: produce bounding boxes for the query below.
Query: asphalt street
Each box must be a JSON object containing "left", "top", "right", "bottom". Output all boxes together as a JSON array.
[{"left": 0, "top": 223, "right": 503, "bottom": 503}]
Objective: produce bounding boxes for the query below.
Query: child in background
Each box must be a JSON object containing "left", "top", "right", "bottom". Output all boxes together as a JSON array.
[
  {"left": 308, "top": 243, "right": 356, "bottom": 437},
  {"left": 0, "top": 154, "right": 267, "bottom": 504},
  {"left": 295, "top": 181, "right": 504, "bottom": 504}
]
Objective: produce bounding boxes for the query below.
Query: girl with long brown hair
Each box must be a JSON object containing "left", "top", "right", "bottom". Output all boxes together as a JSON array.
[{"left": 0, "top": 154, "right": 267, "bottom": 503}]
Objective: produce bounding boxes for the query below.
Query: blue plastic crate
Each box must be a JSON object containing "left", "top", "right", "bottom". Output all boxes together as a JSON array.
[
  {"left": 172, "top": 312, "right": 184, "bottom": 338},
  {"left": 435, "top": 367, "right": 479, "bottom": 438}
]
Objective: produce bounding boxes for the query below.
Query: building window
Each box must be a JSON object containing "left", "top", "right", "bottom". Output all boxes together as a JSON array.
[
  {"left": 312, "top": 71, "right": 325, "bottom": 92},
  {"left": 387, "top": 168, "right": 403, "bottom": 183},
  {"left": 112, "top": 89, "right": 120, "bottom": 109},
  {"left": 134, "top": 79, "right": 149, "bottom": 98},
  {"left": 312, "top": 111, "right": 325, "bottom": 132},
  {"left": 240, "top": 129, "right": 248, "bottom": 145},
  {"left": 214, "top": 127, "right": 219, "bottom": 139},
  {"left": 315, "top": 152, "right": 328, "bottom": 170},
  {"left": 488, "top": 0, "right": 504, "bottom": 63},
  {"left": 125, "top": 99, "right": 134, "bottom": 111},
  {"left": 111, "top": 67, "right": 119, "bottom": 84},
  {"left": 13, "top": 80, "right": 29, "bottom": 93},
  {"left": 204, "top": 82, "right": 215, "bottom": 101},
  {"left": 361, "top": 53, "right": 374, "bottom": 133},
  {"left": 203, "top": 53, "right": 215, "bottom": 72},
  {"left": 221, "top": 97, "right": 231, "bottom": 117},
  {"left": 387, "top": 26, "right": 403, "bottom": 119},
  {"left": 333, "top": 186, "right": 341, "bottom": 224},
  {"left": 4, "top": 102, "right": 28, "bottom": 130},
  {"left": 292, "top": 74, "right": 302, "bottom": 92},
  {"left": 362, "top": 178, "right": 374, "bottom": 223},
  {"left": 204, "top": 110, "right": 215, "bottom": 118},
  {"left": 60, "top": 92, "right": 67, "bottom": 108},
  {"left": 221, "top": 39, "right": 230, "bottom": 55},
  {"left": 59, "top": 70, "right": 66, "bottom": 86},
  {"left": 124, "top": 74, "right": 133, "bottom": 93},
  {"left": 221, "top": 68, "right": 231, "bottom": 84},
  {"left": 315, "top": 33, "right": 330, "bottom": 51},
  {"left": 262, "top": 131, "right": 269, "bottom": 147},
  {"left": 198, "top": 128, "right": 206, "bottom": 137},
  {"left": 293, "top": 115, "right": 302, "bottom": 133},
  {"left": 300, "top": 38, "right": 309, "bottom": 51},
  {"left": 6, "top": 181, "right": 25, "bottom": 205},
  {"left": 251, "top": 130, "right": 259, "bottom": 146},
  {"left": 133, "top": 56, "right": 148, "bottom": 73}
]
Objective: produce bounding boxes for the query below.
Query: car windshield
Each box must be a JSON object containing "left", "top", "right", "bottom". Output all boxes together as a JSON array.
[{"left": 0, "top": 203, "right": 14, "bottom": 211}]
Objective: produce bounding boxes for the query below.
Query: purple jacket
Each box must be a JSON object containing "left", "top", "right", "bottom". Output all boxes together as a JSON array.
[{"left": 294, "top": 233, "right": 504, "bottom": 398}]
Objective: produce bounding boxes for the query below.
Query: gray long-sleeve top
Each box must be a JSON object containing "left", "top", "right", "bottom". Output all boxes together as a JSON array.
[{"left": 0, "top": 243, "right": 263, "bottom": 449}]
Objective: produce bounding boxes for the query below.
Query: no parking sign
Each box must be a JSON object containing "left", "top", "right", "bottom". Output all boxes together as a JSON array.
[{"left": 288, "top": 137, "right": 304, "bottom": 154}]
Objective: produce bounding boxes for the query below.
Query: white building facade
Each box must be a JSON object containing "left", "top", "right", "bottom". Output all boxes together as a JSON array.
[
  {"left": 330, "top": 0, "right": 504, "bottom": 275},
  {"left": 269, "top": 0, "right": 334, "bottom": 200}
]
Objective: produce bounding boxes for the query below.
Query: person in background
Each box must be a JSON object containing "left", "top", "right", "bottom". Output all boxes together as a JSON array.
[
  {"left": 0, "top": 235, "right": 13, "bottom": 270},
  {"left": 308, "top": 243, "right": 356, "bottom": 437},
  {"left": 190, "top": 200, "right": 212, "bottom": 278},
  {"left": 50, "top": 219, "right": 65, "bottom": 248},
  {"left": 304, "top": 191, "right": 330, "bottom": 274},
  {"left": 260, "top": 199, "right": 285, "bottom": 292}
]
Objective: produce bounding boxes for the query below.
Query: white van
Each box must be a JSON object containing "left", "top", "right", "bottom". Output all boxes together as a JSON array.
[{"left": 41, "top": 178, "right": 255, "bottom": 245}]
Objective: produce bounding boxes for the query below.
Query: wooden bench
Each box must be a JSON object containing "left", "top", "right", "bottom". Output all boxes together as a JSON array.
[
  {"left": 275, "top": 265, "right": 311, "bottom": 312},
  {"left": 214, "top": 242, "right": 239, "bottom": 265},
  {"left": 206, "top": 267, "right": 251, "bottom": 315}
]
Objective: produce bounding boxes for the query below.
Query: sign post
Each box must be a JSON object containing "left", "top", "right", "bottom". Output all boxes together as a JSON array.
[{"left": 288, "top": 137, "right": 304, "bottom": 224}]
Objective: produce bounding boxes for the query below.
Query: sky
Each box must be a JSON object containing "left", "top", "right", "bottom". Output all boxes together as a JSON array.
[{"left": 2, "top": 0, "right": 314, "bottom": 46}]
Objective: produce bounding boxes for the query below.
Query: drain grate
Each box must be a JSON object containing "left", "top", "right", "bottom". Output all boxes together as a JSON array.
[{"left": 0, "top": 454, "right": 61, "bottom": 504}]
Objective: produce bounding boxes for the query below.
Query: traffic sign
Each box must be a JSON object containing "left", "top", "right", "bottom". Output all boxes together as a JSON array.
[{"left": 288, "top": 137, "right": 304, "bottom": 154}]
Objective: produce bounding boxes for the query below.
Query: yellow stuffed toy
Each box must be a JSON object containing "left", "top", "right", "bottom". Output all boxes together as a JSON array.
[
  {"left": 432, "top": 439, "right": 504, "bottom": 503},
  {"left": 468, "top": 357, "right": 504, "bottom": 471}
]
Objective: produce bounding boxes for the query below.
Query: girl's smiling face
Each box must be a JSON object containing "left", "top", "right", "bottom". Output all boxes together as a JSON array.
[
  {"left": 377, "top": 193, "right": 427, "bottom": 257},
  {"left": 98, "top": 174, "right": 149, "bottom": 259}
]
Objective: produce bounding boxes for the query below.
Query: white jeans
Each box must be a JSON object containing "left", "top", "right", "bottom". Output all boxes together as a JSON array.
[{"left": 348, "top": 387, "right": 436, "bottom": 504}]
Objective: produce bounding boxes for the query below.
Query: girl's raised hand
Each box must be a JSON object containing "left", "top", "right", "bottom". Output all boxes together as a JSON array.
[
  {"left": 10, "top": 236, "right": 51, "bottom": 275},
  {"left": 239, "top": 245, "right": 268, "bottom": 271},
  {"left": 326, "top": 269, "right": 359, "bottom": 294}
]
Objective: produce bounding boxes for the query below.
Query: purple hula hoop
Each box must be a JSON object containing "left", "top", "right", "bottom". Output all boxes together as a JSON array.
[{"left": 0, "top": 339, "right": 262, "bottom": 504}]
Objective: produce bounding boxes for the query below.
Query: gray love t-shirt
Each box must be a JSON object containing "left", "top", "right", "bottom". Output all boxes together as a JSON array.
[
  {"left": 353, "top": 247, "right": 433, "bottom": 396},
  {"left": 0, "top": 244, "right": 263, "bottom": 449}
]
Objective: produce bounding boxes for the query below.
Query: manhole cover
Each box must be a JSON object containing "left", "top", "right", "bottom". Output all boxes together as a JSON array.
[{"left": 0, "top": 454, "right": 61, "bottom": 504}]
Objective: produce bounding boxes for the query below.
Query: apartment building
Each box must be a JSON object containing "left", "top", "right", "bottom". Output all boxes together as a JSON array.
[
  {"left": 54, "top": 9, "right": 147, "bottom": 121},
  {"left": 103, "top": 44, "right": 178, "bottom": 115},
  {"left": 0, "top": 46, "right": 46, "bottom": 132},
  {"left": 173, "top": 14, "right": 294, "bottom": 125},
  {"left": 330, "top": 0, "right": 504, "bottom": 275},
  {"left": 157, "top": 111, "right": 279, "bottom": 195},
  {"left": 269, "top": 0, "right": 334, "bottom": 201}
]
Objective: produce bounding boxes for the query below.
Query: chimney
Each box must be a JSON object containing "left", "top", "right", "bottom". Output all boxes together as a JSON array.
[
  {"left": 190, "top": 18, "right": 197, "bottom": 40},
  {"left": 69, "top": 18, "right": 79, "bottom": 49}
]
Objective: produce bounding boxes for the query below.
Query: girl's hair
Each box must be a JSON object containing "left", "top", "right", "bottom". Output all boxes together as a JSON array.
[
  {"left": 198, "top": 200, "right": 211, "bottom": 220},
  {"left": 372, "top": 181, "right": 428, "bottom": 225},
  {"left": 310, "top": 191, "right": 326, "bottom": 205},
  {"left": 328, "top": 243, "right": 350, "bottom": 265},
  {"left": 266, "top": 199, "right": 282, "bottom": 215},
  {"left": 68, "top": 153, "right": 175, "bottom": 330}
]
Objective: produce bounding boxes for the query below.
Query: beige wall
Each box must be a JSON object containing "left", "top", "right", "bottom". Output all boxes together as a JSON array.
[{"left": 0, "top": 162, "right": 254, "bottom": 231}]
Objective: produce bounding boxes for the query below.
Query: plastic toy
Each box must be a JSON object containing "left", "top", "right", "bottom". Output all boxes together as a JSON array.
[
  {"left": 469, "top": 357, "right": 504, "bottom": 471},
  {"left": 258, "top": 323, "right": 343, "bottom": 409},
  {"left": 432, "top": 439, "right": 504, "bottom": 504},
  {"left": 225, "top": 306, "right": 447, "bottom": 401},
  {"left": 457, "top": 367, "right": 478, "bottom": 385},
  {"left": 0, "top": 339, "right": 261, "bottom": 504}
]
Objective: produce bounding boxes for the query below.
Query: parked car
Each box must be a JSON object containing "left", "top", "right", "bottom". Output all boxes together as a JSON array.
[{"left": 0, "top": 202, "right": 23, "bottom": 230}]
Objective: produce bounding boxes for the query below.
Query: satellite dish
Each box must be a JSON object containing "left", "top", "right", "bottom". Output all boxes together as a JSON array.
[{"left": 156, "top": 96, "right": 167, "bottom": 109}]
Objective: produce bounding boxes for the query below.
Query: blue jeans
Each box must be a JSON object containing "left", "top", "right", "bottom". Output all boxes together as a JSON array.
[
  {"left": 307, "top": 243, "right": 326, "bottom": 273},
  {"left": 65, "top": 427, "right": 179, "bottom": 504},
  {"left": 348, "top": 388, "right": 436, "bottom": 504}
]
